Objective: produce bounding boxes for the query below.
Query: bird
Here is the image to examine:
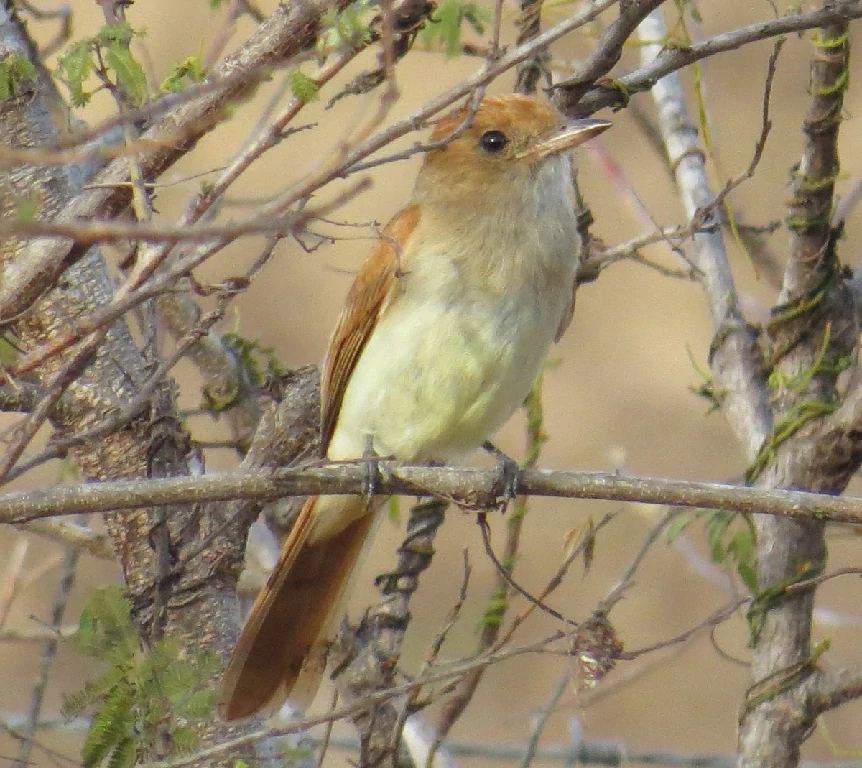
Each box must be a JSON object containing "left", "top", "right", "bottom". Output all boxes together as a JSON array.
[{"left": 219, "top": 93, "right": 611, "bottom": 720}]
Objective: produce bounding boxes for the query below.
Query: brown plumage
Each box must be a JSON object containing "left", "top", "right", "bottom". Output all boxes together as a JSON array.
[
  {"left": 219, "top": 211, "right": 417, "bottom": 720},
  {"left": 219, "top": 95, "right": 610, "bottom": 720}
]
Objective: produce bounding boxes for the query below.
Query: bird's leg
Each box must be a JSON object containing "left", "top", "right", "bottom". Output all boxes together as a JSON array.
[
  {"left": 482, "top": 440, "right": 521, "bottom": 506},
  {"left": 362, "top": 434, "right": 384, "bottom": 502}
]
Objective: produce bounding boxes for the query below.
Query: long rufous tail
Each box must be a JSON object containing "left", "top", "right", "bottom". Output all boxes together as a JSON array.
[{"left": 219, "top": 496, "right": 376, "bottom": 721}]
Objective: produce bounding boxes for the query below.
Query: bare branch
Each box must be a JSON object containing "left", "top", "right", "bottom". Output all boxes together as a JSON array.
[
  {"left": 0, "top": 0, "right": 355, "bottom": 321},
  {"left": 561, "top": 1, "right": 862, "bottom": 116},
  {"left": 638, "top": 9, "right": 772, "bottom": 460},
  {"left": 1, "top": 464, "right": 862, "bottom": 526}
]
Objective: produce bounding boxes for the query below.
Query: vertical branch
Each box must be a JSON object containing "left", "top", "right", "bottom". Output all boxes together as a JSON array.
[
  {"left": 638, "top": 5, "right": 858, "bottom": 768},
  {"left": 637, "top": 10, "right": 772, "bottom": 461},
  {"left": 328, "top": 500, "right": 447, "bottom": 767},
  {"left": 739, "top": 17, "right": 854, "bottom": 768}
]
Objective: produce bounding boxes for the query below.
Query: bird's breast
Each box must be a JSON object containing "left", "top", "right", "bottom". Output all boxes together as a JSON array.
[{"left": 327, "top": 229, "right": 578, "bottom": 464}]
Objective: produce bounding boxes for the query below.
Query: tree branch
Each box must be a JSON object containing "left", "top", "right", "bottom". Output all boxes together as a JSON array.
[
  {"left": 637, "top": 9, "right": 772, "bottom": 461},
  {"left": 2, "top": 464, "right": 862, "bottom": 525},
  {"left": 0, "top": 0, "right": 354, "bottom": 321},
  {"left": 562, "top": 1, "right": 862, "bottom": 117}
]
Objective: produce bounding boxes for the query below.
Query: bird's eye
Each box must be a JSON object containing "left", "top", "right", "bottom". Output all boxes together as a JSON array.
[{"left": 479, "top": 130, "right": 508, "bottom": 154}]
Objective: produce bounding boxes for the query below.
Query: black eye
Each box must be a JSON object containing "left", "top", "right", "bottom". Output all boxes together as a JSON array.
[{"left": 479, "top": 130, "right": 508, "bottom": 154}]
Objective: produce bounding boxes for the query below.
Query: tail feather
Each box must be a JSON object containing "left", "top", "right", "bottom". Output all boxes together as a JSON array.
[{"left": 219, "top": 496, "right": 377, "bottom": 720}]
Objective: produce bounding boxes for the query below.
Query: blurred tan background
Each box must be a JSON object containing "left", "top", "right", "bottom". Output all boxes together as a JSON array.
[{"left": 3, "top": 0, "right": 862, "bottom": 766}]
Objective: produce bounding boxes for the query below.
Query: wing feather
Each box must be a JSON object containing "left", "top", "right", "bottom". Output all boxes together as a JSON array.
[{"left": 319, "top": 205, "right": 421, "bottom": 452}]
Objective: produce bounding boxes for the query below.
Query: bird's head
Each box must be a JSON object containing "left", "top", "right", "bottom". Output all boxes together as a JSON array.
[{"left": 415, "top": 94, "right": 610, "bottom": 200}]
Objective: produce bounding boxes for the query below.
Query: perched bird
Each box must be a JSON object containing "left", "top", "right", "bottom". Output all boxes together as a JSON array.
[{"left": 219, "top": 94, "right": 610, "bottom": 720}]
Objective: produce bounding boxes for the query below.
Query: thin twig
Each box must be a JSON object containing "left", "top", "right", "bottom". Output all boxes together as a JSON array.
[
  {"left": 517, "top": 673, "right": 569, "bottom": 768},
  {"left": 13, "top": 548, "right": 79, "bottom": 768}
]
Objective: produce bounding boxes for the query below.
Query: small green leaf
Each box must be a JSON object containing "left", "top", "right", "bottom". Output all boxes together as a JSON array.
[
  {"left": 706, "top": 511, "right": 732, "bottom": 564},
  {"left": 221, "top": 333, "right": 286, "bottom": 389},
  {"left": 728, "top": 529, "right": 757, "bottom": 592},
  {"left": 57, "top": 41, "right": 94, "bottom": 106},
  {"left": 0, "top": 334, "right": 19, "bottom": 368},
  {"left": 665, "top": 514, "right": 691, "bottom": 543},
  {"left": 105, "top": 736, "right": 136, "bottom": 768},
  {"left": 15, "top": 194, "right": 40, "bottom": 222},
  {"left": 160, "top": 56, "right": 206, "bottom": 93},
  {"left": 316, "top": 0, "right": 373, "bottom": 55},
  {"left": 420, "top": 0, "right": 489, "bottom": 57},
  {"left": 290, "top": 70, "right": 319, "bottom": 103},
  {"left": 105, "top": 45, "right": 147, "bottom": 105},
  {"left": 96, "top": 23, "right": 136, "bottom": 46},
  {"left": 387, "top": 495, "right": 401, "bottom": 523},
  {"left": 168, "top": 726, "right": 200, "bottom": 756},
  {"left": 0, "top": 54, "right": 37, "bottom": 100}
]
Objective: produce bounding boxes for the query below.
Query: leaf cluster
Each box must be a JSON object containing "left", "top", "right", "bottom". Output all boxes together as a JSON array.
[
  {"left": 56, "top": 23, "right": 149, "bottom": 107},
  {"left": 0, "top": 54, "right": 37, "bottom": 100},
  {"left": 159, "top": 56, "right": 207, "bottom": 94},
  {"left": 317, "top": 0, "right": 375, "bottom": 57},
  {"left": 62, "top": 586, "right": 218, "bottom": 768},
  {"left": 419, "top": 0, "right": 489, "bottom": 58}
]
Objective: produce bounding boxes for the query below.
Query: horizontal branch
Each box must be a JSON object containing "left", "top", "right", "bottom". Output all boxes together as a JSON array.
[
  {"left": 0, "top": 625, "right": 77, "bottom": 642},
  {"left": 564, "top": 0, "right": 862, "bottom": 115},
  {"left": 2, "top": 464, "right": 861, "bottom": 525},
  {"left": 19, "top": 518, "right": 114, "bottom": 559}
]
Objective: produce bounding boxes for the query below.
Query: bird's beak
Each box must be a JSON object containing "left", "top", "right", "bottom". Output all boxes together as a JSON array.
[{"left": 516, "top": 118, "right": 612, "bottom": 163}]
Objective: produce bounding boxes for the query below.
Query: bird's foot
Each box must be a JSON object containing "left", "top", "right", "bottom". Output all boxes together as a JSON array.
[
  {"left": 361, "top": 435, "right": 389, "bottom": 501},
  {"left": 482, "top": 440, "right": 521, "bottom": 507}
]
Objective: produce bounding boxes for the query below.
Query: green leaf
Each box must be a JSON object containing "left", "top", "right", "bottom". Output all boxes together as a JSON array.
[
  {"left": 82, "top": 685, "right": 133, "bottom": 766},
  {"left": 106, "top": 736, "right": 136, "bottom": 768},
  {"left": 15, "top": 194, "right": 40, "bottom": 223},
  {"left": 728, "top": 528, "right": 757, "bottom": 592},
  {"left": 160, "top": 56, "right": 206, "bottom": 93},
  {"left": 221, "top": 333, "right": 286, "bottom": 389},
  {"left": 69, "top": 587, "right": 216, "bottom": 767},
  {"left": 96, "top": 23, "right": 136, "bottom": 46},
  {"left": 0, "top": 334, "right": 19, "bottom": 368},
  {"left": 387, "top": 495, "right": 401, "bottom": 523},
  {"left": 705, "top": 511, "right": 732, "bottom": 564},
  {"left": 169, "top": 726, "right": 200, "bottom": 755},
  {"left": 290, "top": 70, "right": 319, "bottom": 103},
  {"left": 664, "top": 514, "right": 691, "bottom": 543},
  {"left": 420, "top": 0, "right": 489, "bottom": 57},
  {"left": 462, "top": 4, "right": 487, "bottom": 35},
  {"left": 173, "top": 688, "right": 217, "bottom": 719},
  {"left": 105, "top": 45, "right": 147, "bottom": 105},
  {"left": 57, "top": 41, "right": 94, "bottom": 106},
  {"left": 316, "top": 0, "right": 373, "bottom": 55},
  {"left": 0, "top": 54, "right": 37, "bottom": 100}
]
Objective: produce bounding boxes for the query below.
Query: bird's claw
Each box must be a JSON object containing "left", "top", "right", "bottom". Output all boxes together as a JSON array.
[
  {"left": 361, "top": 435, "right": 385, "bottom": 501},
  {"left": 482, "top": 440, "right": 521, "bottom": 507},
  {"left": 362, "top": 435, "right": 378, "bottom": 499}
]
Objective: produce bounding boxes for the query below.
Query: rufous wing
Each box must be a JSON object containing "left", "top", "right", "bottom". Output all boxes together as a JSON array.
[
  {"left": 319, "top": 205, "right": 420, "bottom": 451},
  {"left": 219, "top": 206, "right": 421, "bottom": 720}
]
